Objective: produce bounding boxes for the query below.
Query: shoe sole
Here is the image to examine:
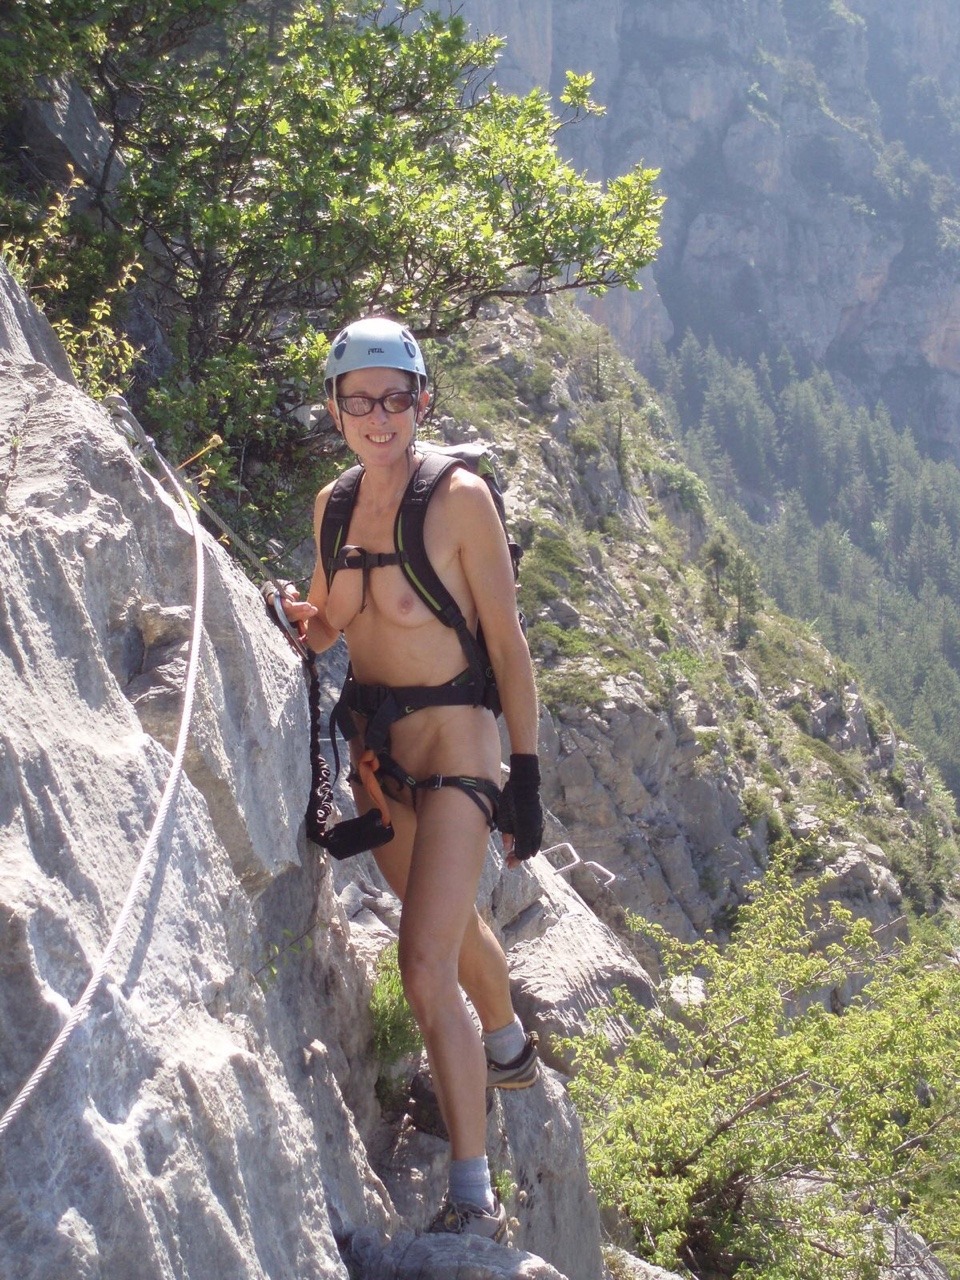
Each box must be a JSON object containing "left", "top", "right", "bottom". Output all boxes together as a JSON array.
[{"left": 488, "top": 1070, "right": 538, "bottom": 1090}]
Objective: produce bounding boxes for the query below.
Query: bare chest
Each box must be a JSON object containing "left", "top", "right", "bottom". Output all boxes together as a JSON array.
[
  {"left": 324, "top": 501, "right": 442, "bottom": 633},
  {"left": 325, "top": 559, "right": 434, "bottom": 632}
]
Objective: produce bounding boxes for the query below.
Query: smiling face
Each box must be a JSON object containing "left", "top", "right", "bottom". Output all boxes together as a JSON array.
[{"left": 329, "top": 366, "right": 429, "bottom": 463}]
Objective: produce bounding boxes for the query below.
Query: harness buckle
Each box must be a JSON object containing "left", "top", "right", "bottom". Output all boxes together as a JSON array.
[
  {"left": 426, "top": 773, "right": 445, "bottom": 790},
  {"left": 340, "top": 546, "right": 366, "bottom": 569}
]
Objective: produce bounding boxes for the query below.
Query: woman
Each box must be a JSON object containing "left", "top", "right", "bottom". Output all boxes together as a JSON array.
[{"left": 281, "top": 316, "right": 543, "bottom": 1240}]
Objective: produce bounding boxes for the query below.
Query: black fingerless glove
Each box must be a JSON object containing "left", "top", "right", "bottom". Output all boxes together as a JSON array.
[{"left": 498, "top": 753, "right": 544, "bottom": 860}]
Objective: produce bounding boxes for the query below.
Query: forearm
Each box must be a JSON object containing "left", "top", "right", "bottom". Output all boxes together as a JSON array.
[
  {"left": 305, "top": 611, "right": 339, "bottom": 654},
  {"left": 491, "top": 632, "right": 540, "bottom": 757},
  {"left": 491, "top": 633, "right": 544, "bottom": 862}
]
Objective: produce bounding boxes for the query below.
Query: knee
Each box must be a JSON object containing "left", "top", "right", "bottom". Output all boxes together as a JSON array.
[{"left": 398, "top": 945, "right": 457, "bottom": 1024}]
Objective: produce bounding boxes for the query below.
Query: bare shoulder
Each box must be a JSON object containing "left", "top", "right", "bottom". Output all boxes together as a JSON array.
[
  {"left": 312, "top": 477, "right": 338, "bottom": 533},
  {"left": 433, "top": 464, "right": 497, "bottom": 527}
]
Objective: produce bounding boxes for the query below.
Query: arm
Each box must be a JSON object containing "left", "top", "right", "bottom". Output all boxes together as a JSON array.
[
  {"left": 275, "top": 484, "right": 340, "bottom": 654},
  {"left": 453, "top": 476, "right": 538, "bottom": 750}
]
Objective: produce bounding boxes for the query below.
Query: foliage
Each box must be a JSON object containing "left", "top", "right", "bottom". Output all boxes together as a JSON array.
[
  {"left": 2, "top": 0, "right": 662, "bottom": 557},
  {"left": 727, "top": 548, "right": 761, "bottom": 647},
  {"left": 254, "top": 922, "right": 316, "bottom": 991},
  {"left": 535, "top": 663, "right": 606, "bottom": 713},
  {"left": 703, "top": 530, "right": 732, "bottom": 593},
  {"left": 369, "top": 942, "right": 421, "bottom": 1067},
  {"left": 651, "top": 459, "right": 709, "bottom": 517},
  {"left": 115, "top": 0, "right": 658, "bottom": 529},
  {"left": 0, "top": 0, "right": 239, "bottom": 107},
  {"left": 517, "top": 519, "right": 587, "bottom": 614},
  {"left": 566, "top": 860, "right": 960, "bottom": 1279},
  {"left": 658, "top": 645, "right": 706, "bottom": 690},
  {"left": 0, "top": 173, "right": 139, "bottom": 396}
]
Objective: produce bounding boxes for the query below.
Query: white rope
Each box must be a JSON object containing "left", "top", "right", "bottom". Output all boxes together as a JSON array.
[{"left": 0, "top": 401, "right": 206, "bottom": 1140}]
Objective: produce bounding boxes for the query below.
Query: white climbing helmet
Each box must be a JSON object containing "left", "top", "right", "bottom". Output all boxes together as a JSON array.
[{"left": 324, "top": 317, "right": 427, "bottom": 395}]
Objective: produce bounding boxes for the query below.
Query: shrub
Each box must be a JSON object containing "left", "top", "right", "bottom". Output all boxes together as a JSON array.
[{"left": 566, "top": 860, "right": 960, "bottom": 1279}]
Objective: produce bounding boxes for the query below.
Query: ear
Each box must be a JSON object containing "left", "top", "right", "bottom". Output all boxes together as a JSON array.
[
  {"left": 328, "top": 397, "right": 343, "bottom": 433},
  {"left": 416, "top": 388, "right": 431, "bottom": 423}
]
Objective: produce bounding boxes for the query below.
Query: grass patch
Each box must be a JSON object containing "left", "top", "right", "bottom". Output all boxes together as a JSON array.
[
  {"left": 795, "top": 735, "right": 867, "bottom": 797},
  {"left": 370, "top": 942, "right": 421, "bottom": 1067},
  {"left": 519, "top": 519, "right": 588, "bottom": 613}
]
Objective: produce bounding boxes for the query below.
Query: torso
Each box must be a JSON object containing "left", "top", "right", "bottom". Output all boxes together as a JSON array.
[{"left": 321, "top": 458, "right": 499, "bottom": 782}]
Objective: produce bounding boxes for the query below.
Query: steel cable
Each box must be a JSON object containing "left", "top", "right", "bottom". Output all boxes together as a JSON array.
[{"left": 0, "top": 400, "right": 205, "bottom": 1140}]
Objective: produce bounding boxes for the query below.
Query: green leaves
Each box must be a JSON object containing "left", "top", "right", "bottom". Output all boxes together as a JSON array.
[
  {"left": 123, "top": 0, "right": 662, "bottom": 347},
  {"left": 9, "top": 0, "right": 662, "bottom": 555},
  {"left": 566, "top": 860, "right": 960, "bottom": 1278}
]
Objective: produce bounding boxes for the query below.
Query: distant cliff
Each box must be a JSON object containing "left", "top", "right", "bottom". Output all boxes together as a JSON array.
[{"left": 459, "top": 0, "right": 960, "bottom": 458}]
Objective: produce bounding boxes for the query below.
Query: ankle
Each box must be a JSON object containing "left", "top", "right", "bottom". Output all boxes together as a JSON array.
[
  {"left": 483, "top": 1014, "right": 526, "bottom": 1065},
  {"left": 448, "top": 1155, "right": 494, "bottom": 1213}
]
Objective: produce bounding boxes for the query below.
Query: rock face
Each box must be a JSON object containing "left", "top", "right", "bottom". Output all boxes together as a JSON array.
[
  {"left": 0, "top": 260, "right": 76, "bottom": 385},
  {"left": 0, "top": 274, "right": 619, "bottom": 1280},
  {"left": 457, "top": 0, "right": 960, "bottom": 457}
]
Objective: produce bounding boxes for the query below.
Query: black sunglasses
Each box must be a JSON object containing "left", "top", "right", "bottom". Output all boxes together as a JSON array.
[{"left": 336, "top": 390, "right": 418, "bottom": 416}]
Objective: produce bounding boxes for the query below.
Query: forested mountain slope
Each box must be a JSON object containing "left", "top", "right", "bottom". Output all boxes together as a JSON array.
[{"left": 455, "top": 0, "right": 960, "bottom": 808}]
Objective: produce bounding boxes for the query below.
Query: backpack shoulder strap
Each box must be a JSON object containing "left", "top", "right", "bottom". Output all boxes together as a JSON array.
[
  {"left": 397, "top": 453, "right": 490, "bottom": 694},
  {"left": 320, "top": 463, "right": 364, "bottom": 588},
  {"left": 395, "top": 452, "right": 465, "bottom": 629}
]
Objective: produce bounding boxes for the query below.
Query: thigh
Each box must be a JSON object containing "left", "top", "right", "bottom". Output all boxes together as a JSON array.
[
  {"left": 399, "top": 786, "right": 491, "bottom": 966},
  {"left": 348, "top": 774, "right": 418, "bottom": 901}
]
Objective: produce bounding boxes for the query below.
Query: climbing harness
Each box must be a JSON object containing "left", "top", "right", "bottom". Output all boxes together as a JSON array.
[
  {"left": 0, "top": 397, "right": 206, "bottom": 1140},
  {"left": 328, "top": 673, "right": 501, "bottom": 839}
]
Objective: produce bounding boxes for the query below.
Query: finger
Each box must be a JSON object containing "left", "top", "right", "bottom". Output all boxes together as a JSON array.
[
  {"left": 502, "top": 833, "right": 515, "bottom": 856},
  {"left": 283, "top": 600, "right": 318, "bottom": 620}
]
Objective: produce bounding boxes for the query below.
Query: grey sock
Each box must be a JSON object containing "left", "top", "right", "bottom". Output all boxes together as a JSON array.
[
  {"left": 448, "top": 1155, "right": 494, "bottom": 1212},
  {"left": 483, "top": 1015, "right": 526, "bottom": 1065}
]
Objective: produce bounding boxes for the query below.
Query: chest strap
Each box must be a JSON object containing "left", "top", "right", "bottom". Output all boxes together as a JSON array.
[{"left": 332, "top": 545, "right": 401, "bottom": 613}]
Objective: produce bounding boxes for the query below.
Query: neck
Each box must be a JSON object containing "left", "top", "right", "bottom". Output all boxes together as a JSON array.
[{"left": 360, "top": 447, "right": 416, "bottom": 510}]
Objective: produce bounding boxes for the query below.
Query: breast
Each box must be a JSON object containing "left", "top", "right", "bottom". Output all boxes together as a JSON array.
[{"left": 325, "top": 563, "right": 436, "bottom": 632}]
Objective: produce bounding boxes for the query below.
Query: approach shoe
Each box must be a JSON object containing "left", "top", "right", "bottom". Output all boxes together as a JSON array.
[
  {"left": 486, "top": 1031, "right": 539, "bottom": 1090},
  {"left": 427, "top": 1194, "right": 508, "bottom": 1243}
]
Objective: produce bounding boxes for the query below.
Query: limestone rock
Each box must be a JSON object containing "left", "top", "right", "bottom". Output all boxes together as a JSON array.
[
  {"left": 345, "top": 1228, "right": 571, "bottom": 1278},
  {"left": 505, "top": 910, "right": 657, "bottom": 1073},
  {"left": 0, "top": 274, "right": 610, "bottom": 1277},
  {"left": 601, "top": 1248, "right": 686, "bottom": 1280},
  {"left": 0, "top": 261, "right": 76, "bottom": 385},
  {"left": 19, "top": 76, "right": 124, "bottom": 196},
  {"left": 0, "top": 355, "right": 384, "bottom": 1276},
  {"left": 458, "top": 0, "right": 960, "bottom": 458},
  {"left": 370, "top": 1064, "right": 601, "bottom": 1280}
]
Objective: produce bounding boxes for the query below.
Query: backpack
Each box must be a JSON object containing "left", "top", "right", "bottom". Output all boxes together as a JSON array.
[{"left": 319, "top": 442, "right": 522, "bottom": 715}]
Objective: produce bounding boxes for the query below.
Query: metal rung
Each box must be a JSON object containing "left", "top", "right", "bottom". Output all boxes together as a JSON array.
[{"left": 542, "top": 842, "right": 616, "bottom": 887}]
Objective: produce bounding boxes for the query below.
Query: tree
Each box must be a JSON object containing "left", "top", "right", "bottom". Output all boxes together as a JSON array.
[
  {"left": 126, "top": 0, "right": 662, "bottom": 535},
  {"left": 703, "top": 531, "right": 732, "bottom": 593},
  {"left": 0, "top": 0, "right": 240, "bottom": 113},
  {"left": 4, "top": 0, "right": 663, "bottom": 549},
  {"left": 566, "top": 860, "right": 960, "bottom": 1280},
  {"left": 727, "top": 548, "right": 761, "bottom": 645}
]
